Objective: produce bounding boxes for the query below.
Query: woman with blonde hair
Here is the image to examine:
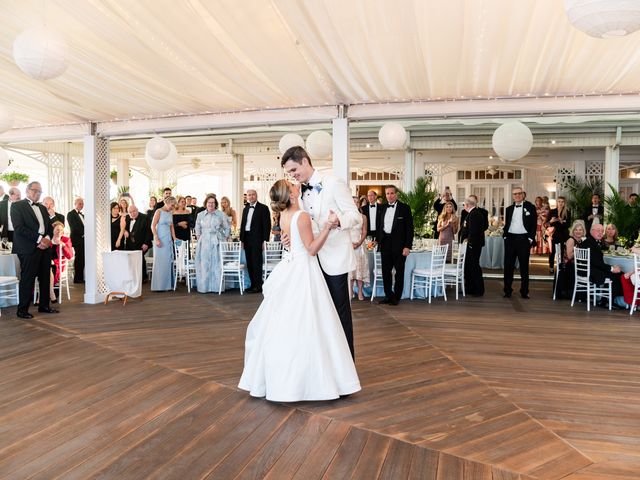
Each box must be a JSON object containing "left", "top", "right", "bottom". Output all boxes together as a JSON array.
[
  {"left": 437, "top": 201, "right": 459, "bottom": 262},
  {"left": 151, "top": 196, "right": 177, "bottom": 291},
  {"left": 220, "top": 196, "right": 237, "bottom": 230}
]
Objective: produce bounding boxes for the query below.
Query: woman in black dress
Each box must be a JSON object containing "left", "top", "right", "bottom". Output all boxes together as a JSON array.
[
  {"left": 110, "top": 202, "right": 125, "bottom": 250},
  {"left": 173, "top": 196, "right": 193, "bottom": 250}
]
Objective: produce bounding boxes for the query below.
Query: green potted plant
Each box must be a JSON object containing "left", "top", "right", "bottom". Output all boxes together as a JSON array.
[
  {"left": 565, "top": 176, "right": 603, "bottom": 221},
  {"left": 110, "top": 169, "right": 118, "bottom": 184},
  {"left": 605, "top": 184, "right": 640, "bottom": 247},
  {"left": 397, "top": 176, "right": 438, "bottom": 238},
  {"left": 0, "top": 171, "right": 29, "bottom": 186}
]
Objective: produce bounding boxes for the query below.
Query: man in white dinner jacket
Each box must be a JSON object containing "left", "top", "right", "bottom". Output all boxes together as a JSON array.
[{"left": 282, "top": 146, "right": 361, "bottom": 359}]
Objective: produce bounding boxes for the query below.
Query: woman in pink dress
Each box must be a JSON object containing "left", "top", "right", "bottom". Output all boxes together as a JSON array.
[
  {"left": 532, "top": 196, "right": 549, "bottom": 255},
  {"left": 437, "top": 201, "right": 459, "bottom": 262},
  {"left": 49, "top": 221, "right": 73, "bottom": 302}
]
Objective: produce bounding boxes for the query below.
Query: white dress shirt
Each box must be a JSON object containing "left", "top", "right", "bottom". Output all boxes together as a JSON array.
[
  {"left": 508, "top": 203, "right": 527, "bottom": 234},
  {"left": 368, "top": 204, "right": 377, "bottom": 231},
  {"left": 383, "top": 203, "right": 396, "bottom": 234},
  {"left": 7, "top": 200, "right": 14, "bottom": 232},
  {"left": 245, "top": 203, "right": 256, "bottom": 231},
  {"left": 29, "top": 199, "right": 46, "bottom": 243},
  {"left": 301, "top": 170, "right": 322, "bottom": 219}
]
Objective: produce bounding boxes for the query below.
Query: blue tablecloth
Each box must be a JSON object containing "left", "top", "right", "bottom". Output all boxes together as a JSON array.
[
  {"left": 604, "top": 254, "right": 634, "bottom": 273},
  {"left": 480, "top": 236, "right": 504, "bottom": 269},
  {"left": 0, "top": 254, "right": 20, "bottom": 307}
]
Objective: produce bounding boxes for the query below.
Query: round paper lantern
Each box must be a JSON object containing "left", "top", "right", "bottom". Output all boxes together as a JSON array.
[
  {"left": 378, "top": 122, "right": 407, "bottom": 150},
  {"left": 305, "top": 130, "right": 333, "bottom": 159},
  {"left": 145, "top": 140, "right": 178, "bottom": 171},
  {"left": 0, "top": 148, "right": 10, "bottom": 173},
  {"left": 492, "top": 121, "right": 533, "bottom": 161},
  {"left": 278, "top": 133, "right": 304, "bottom": 155},
  {"left": 564, "top": 0, "right": 640, "bottom": 38},
  {"left": 0, "top": 106, "right": 14, "bottom": 134},
  {"left": 146, "top": 135, "right": 171, "bottom": 160},
  {"left": 12, "top": 26, "right": 69, "bottom": 80}
]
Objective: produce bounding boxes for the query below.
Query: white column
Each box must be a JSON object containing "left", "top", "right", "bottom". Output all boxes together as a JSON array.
[
  {"left": 232, "top": 154, "right": 244, "bottom": 215},
  {"left": 404, "top": 149, "right": 415, "bottom": 191},
  {"left": 83, "top": 131, "right": 111, "bottom": 304},
  {"left": 332, "top": 105, "right": 350, "bottom": 182},
  {"left": 117, "top": 158, "right": 129, "bottom": 189},
  {"left": 604, "top": 145, "right": 620, "bottom": 197}
]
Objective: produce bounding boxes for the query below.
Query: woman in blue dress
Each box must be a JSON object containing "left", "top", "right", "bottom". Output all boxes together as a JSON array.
[
  {"left": 195, "top": 194, "right": 230, "bottom": 293},
  {"left": 151, "top": 196, "right": 177, "bottom": 291}
]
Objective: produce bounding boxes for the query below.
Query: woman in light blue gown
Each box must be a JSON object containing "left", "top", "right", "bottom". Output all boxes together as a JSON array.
[
  {"left": 195, "top": 194, "right": 230, "bottom": 293},
  {"left": 151, "top": 196, "right": 177, "bottom": 291}
]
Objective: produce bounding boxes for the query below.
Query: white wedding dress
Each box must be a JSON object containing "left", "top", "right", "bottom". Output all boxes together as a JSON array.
[{"left": 238, "top": 210, "right": 361, "bottom": 401}]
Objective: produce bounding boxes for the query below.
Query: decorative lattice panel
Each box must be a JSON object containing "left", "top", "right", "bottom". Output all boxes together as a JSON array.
[
  {"left": 94, "top": 136, "right": 110, "bottom": 296},
  {"left": 424, "top": 163, "right": 456, "bottom": 190},
  {"left": 72, "top": 154, "right": 84, "bottom": 201},
  {"left": 586, "top": 161, "right": 604, "bottom": 183},
  {"left": 46, "top": 152, "right": 64, "bottom": 212},
  {"left": 390, "top": 167, "right": 404, "bottom": 187},
  {"left": 555, "top": 165, "right": 576, "bottom": 196}
]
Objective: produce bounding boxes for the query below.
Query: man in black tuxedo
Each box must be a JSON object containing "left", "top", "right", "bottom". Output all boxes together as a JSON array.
[
  {"left": 582, "top": 193, "right": 604, "bottom": 232},
  {"left": 363, "top": 189, "right": 381, "bottom": 238},
  {"left": 240, "top": 189, "right": 271, "bottom": 293},
  {"left": 581, "top": 223, "right": 623, "bottom": 301},
  {"left": 376, "top": 185, "right": 414, "bottom": 305},
  {"left": 123, "top": 205, "right": 152, "bottom": 282},
  {"left": 460, "top": 196, "right": 489, "bottom": 296},
  {"left": 503, "top": 188, "right": 537, "bottom": 299},
  {"left": 11, "top": 181, "right": 58, "bottom": 318},
  {"left": 0, "top": 187, "right": 21, "bottom": 241},
  {"left": 42, "top": 196, "right": 65, "bottom": 226},
  {"left": 155, "top": 187, "right": 172, "bottom": 210},
  {"left": 67, "top": 197, "right": 85, "bottom": 284},
  {"left": 0, "top": 186, "right": 8, "bottom": 202}
]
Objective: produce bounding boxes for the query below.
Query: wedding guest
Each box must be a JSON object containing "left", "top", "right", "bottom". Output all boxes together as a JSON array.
[
  {"left": 118, "top": 196, "right": 132, "bottom": 214},
  {"left": 110, "top": 202, "right": 125, "bottom": 250},
  {"left": 433, "top": 187, "right": 457, "bottom": 239},
  {"left": 349, "top": 196, "right": 369, "bottom": 301},
  {"left": 461, "top": 196, "right": 488, "bottom": 296},
  {"left": 0, "top": 187, "right": 21, "bottom": 241},
  {"left": 220, "top": 196, "right": 237, "bottom": 230},
  {"left": 556, "top": 220, "right": 586, "bottom": 300},
  {"left": 582, "top": 193, "right": 604, "bottom": 232},
  {"left": 532, "top": 196, "right": 548, "bottom": 255},
  {"left": 240, "top": 189, "right": 271, "bottom": 293},
  {"left": 172, "top": 196, "right": 193, "bottom": 248},
  {"left": 629, "top": 193, "right": 638, "bottom": 205},
  {"left": 603, "top": 223, "right": 619, "bottom": 250},
  {"left": 155, "top": 187, "right": 172, "bottom": 210},
  {"left": 151, "top": 196, "right": 177, "bottom": 291},
  {"left": 503, "top": 187, "right": 536, "bottom": 299},
  {"left": 42, "top": 197, "right": 65, "bottom": 226},
  {"left": 547, "top": 195, "right": 571, "bottom": 274},
  {"left": 581, "top": 223, "right": 623, "bottom": 306},
  {"left": 0, "top": 185, "right": 7, "bottom": 201},
  {"left": 146, "top": 196, "right": 157, "bottom": 217},
  {"left": 67, "top": 197, "right": 85, "bottom": 284},
  {"left": 458, "top": 194, "right": 487, "bottom": 242},
  {"left": 437, "top": 201, "right": 459, "bottom": 262},
  {"left": 49, "top": 221, "right": 73, "bottom": 303},
  {"left": 364, "top": 189, "right": 381, "bottom": 239},
  {"left": 194, "top": 194, "right": 230, "bottom": 293},
  {"left": 184, "top": 195, "right": 193, "bottom": 213},
  {"left": 12, "top": 181, "right": 57, "bottom": 318},
  {"left": 123, "top": 205, "right": 152, "bottom": 282},
  {"left": 376, "top": 185, "right": 414, "bottom": 305}
]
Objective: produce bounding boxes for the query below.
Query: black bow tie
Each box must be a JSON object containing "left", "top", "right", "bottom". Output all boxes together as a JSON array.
[
  {"left": 301, "top": 183, "right": 313, "bottom": 193},
  {"left": 249, "top": 205, "right": 255, "bottom": 209},
  {"left": 387, "top": 203, "right": 395, "bottom": 208},
  {"left": 369, "top": 204, "right": 376, "bottom": 208},
  {"left": 514, "top": 205, "right": 522, "bottom": 208},
  {"left": 31, "top": 202, "right": 40, "bottom": 207}
]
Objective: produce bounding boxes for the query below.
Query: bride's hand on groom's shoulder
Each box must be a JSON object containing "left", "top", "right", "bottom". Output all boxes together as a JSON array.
[{"left": 327, "top": 210, "right": 340, "bottom": 228}]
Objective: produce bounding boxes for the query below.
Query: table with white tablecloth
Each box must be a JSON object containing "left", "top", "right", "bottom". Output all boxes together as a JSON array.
[
  {"left": 0, "top": 253, "right": 20, "bottom": 307},
  {"left": 480, "top": 236, "right": 504, "bottom": 269},
  {"left": 102, "top": 250, "right": 143, "bottom": 299},
  {"left": 604, "top": 254, "right": 634, "bottom": 273}
]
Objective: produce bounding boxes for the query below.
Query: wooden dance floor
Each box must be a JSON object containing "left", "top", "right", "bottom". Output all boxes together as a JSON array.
[{"left": 1, "top": 279, "right": 639, "bottom": 479}]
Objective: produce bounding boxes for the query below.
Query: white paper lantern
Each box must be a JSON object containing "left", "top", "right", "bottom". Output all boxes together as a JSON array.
[
  {"left": 492, "top": 121, "right": 533, "bottom": 161},
  {"left": 305, "top": 130, "right": 333, "bottom": 159},
  {"left": 13, "top": 26, "right": 69, "bottom": 80},
  {"left": 0, "top": 148, "right": 10, "bottom": 173},
  {"left": 0, "top": 106, "right": 14, "bottom": 134},
  {"left": 146, "top": 135, "right": 171, "bottom": 160},
  {"left": 278, "top": 133, "right": 305, "bottom": 155},
  {"left": 145, "top": 140, "right": 178, "bottom": 171},
  {"left": 378, "top": 122, "right": 407, "bottom": 150},
  {"left": 564, "top": 0, "right": 640, "bottom": 38}
]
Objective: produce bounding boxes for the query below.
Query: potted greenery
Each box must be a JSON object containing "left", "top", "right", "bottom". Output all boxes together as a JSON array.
[
  {"left": 605, "top": 185, "right": 640, "bottom": 247},
  {"left": 0, "top": 171, "right": 29, "bottom": 186},
  {"left": 565, "top": 176, "right": 603, "bottom": 221},
  {"left": 397, "top": 176, "right": 438, "bottom": 238},
  {"left": 110, "top": 169, "right": 118, "bottom": 184}
]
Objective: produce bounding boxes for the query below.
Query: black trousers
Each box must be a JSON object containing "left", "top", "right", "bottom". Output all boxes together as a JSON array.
[
  {"left": 17, "top": 248, "right": 51, "bottom": 313},
  {"left": 244, "top": 240, "right": 263, "bottom": 289},
  {"left": 504, "top": 233, "right": 532, "bottom": 295},
  {"left": 381, "top": 243, "right": 407, "bottom": 302},
  {"left": 321, "top": 266, "right": 354, "bottom": 359},
  {"left": 72, "top": 242, "right": 84, "bottom": 283},
  {"left": 464, "top": 243, "right": 484, "bottom": 296}
]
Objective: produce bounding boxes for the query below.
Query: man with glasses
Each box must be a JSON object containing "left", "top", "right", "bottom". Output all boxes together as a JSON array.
[
  {"left": 503, "top": 187, "right": 537, "bottom": 299},
  {"left": 11, "top": 181, "right": 58, "bottom": 318}
]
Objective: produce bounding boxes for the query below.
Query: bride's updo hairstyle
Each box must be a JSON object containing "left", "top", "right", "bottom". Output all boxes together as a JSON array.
[{"left": 270, "top": 179, "right": 291, "bottom": 213}]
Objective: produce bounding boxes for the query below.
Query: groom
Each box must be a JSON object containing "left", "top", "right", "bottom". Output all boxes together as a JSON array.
[{"left": 281, "top": 146, "right": 361, "bottom": 358}]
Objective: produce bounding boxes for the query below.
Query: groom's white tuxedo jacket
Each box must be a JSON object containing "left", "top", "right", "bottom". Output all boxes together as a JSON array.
[{"left": 302, "top": 170, "right": 362, "bottom": 276}]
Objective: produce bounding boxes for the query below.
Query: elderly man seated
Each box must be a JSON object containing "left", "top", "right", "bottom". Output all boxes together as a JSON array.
[{"left": 581, "top": 223, "right": 623, "bottom": 307}]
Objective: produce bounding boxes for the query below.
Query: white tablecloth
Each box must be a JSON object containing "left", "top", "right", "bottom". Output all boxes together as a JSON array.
[
  {"left": 0, "top": 253, "right": 20, "bottom": 307},
  {"left": 102, "top": 250, "right": 142, "bottom": 298}
]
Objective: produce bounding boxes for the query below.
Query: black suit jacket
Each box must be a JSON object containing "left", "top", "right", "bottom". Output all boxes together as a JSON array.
[
  {"left": 504, "top": 201, "right": 537, "bottom": 241},
  {"left": 239, "top": 202, "right": 271, "bottom": 244},
  {"left": 0, "top": 199, "right": 12, "bottom": 238},
  {"left": 67, "top": 209, "right": 85, "bottom": 247},
  {"left": 582, "top": 204, "right": 604, "bottom": 232},
  {"left": 580, "top": 236, "right": 612, "bottom": 285},
  {"left": 376, "top": 201, "right": 414, "bottom": 251},
  {"left": 461, "top": 207, "right": 488, "bottom": 247},
  {"left": 49, "top": 212, "right": 65, "bottom": 226},
  {"left": 362, "top": 203, "right": 382, "bottom": 237},
  {"left": 548, "top": 208, "right": 571, "bottom": 243},
  {"left": 10, "top": 199, "right": 53, "bottom": 255},
  {"left": 124, "top": 213, "right": 152, "bottom": 250}
]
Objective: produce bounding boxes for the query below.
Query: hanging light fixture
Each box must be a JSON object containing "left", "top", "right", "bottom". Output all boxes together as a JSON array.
[
  {"left": 492, "top": 121, "right": 533, "bottom": 162},
  {"left": 564, "top": 0, "right": 640, "bottom": 38},
  {"left": 305, "top": 131, "right": 333, "bottom": 159},
  {"left": 378, "top": 122, "right": 407, "bottom": 150},
  {"left": 278, "top": 133, "right": 304, "bottom": 155},
  {"left": 145, "top": 139, "right": 178, "bottom": 171},
  {"left": 12, "top": 26, "right": 69, "bottom": 80}
]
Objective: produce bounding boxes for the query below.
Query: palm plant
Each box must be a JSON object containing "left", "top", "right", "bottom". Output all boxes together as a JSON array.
[
  {"left": 397, "top": 176, "right": 437, "bottom": 238},
  {"left": 564, "top": 176, "right": 603, "bottom": 220},
  {"left": 604, "top": 185, "right": 640, "bottom": 246}
]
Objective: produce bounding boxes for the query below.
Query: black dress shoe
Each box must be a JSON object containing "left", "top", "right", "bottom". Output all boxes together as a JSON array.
[
  {"left": 17, "top": 311, "right": 33, "bottom": 319},
  {"left": 378, "top": 298, "right": 392, "bottom": 304},
  {"left": 389, "top": 299, "right": 399, "bottom": 306},
  {"left": 521, "top": 294, "right": 530, "bottom": 299},
  {"left": 503, "top": 293, "right": 512, "bottom": 298},
  {"left": 38, "top": 307, "right": 59, "bottom": 314}
]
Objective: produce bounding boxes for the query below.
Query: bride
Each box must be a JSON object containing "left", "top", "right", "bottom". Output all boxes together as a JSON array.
[{"left": 238, "top": 179, "right": 361, "bottom": 401}]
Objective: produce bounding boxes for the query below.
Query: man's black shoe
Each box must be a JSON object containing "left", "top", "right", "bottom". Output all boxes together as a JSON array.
[
  {"left": 521, "top": 294, "right": 530, "bottom": 299},
  {"left": 38, "top": 307, "right": 59, "bottom": 314},
  {"left": 17, "top": 311, "right": 33, "bottom": 319},
  {"left": 389, "top": 299, "right": 399, "bottom": 306},
  {"left": 503, "top": 293, "right": 512, "bottom": 298},
  {"left": 378, "top": 298, "right": 392, "bottom": 304}
]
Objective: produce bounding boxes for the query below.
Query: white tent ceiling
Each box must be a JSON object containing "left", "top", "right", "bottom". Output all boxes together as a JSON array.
[{"left": 3, "top": 0, "right": 640, "bottom": 134}]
